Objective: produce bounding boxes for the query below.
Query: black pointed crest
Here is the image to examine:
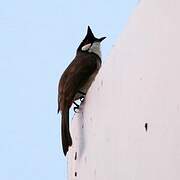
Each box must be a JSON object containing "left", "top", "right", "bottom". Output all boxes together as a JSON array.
[{"left": 86, "top": 26, "right": 95, "bottom": 39}]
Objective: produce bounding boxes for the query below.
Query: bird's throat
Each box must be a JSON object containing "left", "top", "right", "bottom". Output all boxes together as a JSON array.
[{"left": 88, "top": 42, "right": 101, "bottom": 58}]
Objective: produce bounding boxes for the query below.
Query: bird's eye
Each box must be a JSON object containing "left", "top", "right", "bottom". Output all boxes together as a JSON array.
[{"left": 81, "top": 43, "right": 91, "bottom": 51}]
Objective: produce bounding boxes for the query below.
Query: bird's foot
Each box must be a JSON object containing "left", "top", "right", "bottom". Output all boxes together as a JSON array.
[
  {"left": 73, "top": 91, "right": 86, "bottom": 112},
  {"left": 73, "top": 102, "right": 80, "bottom": 113}
]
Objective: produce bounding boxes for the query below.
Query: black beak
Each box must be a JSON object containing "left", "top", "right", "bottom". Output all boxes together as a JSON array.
[{"left": 98, "top": 37, "right": 106, "bottom": 42}]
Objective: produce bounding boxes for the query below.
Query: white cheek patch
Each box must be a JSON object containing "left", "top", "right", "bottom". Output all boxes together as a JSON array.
[{"left": 81, "top": 43, "right": 91, "bottom": 51}]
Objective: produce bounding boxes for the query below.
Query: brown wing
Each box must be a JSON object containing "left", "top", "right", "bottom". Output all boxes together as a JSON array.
[{"left": 58, "top": 52, "right": 101, "bottom": 112}]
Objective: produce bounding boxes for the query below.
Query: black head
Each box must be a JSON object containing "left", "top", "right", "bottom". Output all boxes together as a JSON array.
[{"left": 77, "top": 26, "right": 106, "bottom": 52}]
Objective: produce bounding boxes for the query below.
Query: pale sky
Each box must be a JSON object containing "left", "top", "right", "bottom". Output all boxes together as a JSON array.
[{"left": 0, "top": 0, "right": 138, "bottom": 179}]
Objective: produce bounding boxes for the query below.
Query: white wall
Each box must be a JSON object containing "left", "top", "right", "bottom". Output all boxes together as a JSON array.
[{"left": 68, "top": 0, "right": 180, "bottom": 179}]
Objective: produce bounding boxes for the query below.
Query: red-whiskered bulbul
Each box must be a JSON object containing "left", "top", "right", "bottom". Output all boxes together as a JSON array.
[{"left": 57, "top": 26, "right": 106, "bottom": 156}]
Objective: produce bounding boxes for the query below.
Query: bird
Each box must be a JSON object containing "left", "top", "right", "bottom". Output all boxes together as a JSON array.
[{"left": 57, "top": 26, "right": 106, "bottom": 156}]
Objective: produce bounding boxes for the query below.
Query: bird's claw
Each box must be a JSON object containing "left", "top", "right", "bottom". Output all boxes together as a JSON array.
[
  {"left": 74, "top": 106, "right": 79, "bottom": 113},
  {"left": 73, "top": 102, "right": 80, "bottom": 113}
]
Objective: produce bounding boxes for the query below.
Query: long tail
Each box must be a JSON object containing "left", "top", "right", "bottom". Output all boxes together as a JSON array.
[{"left": 61, "top": 106, "right": 72, "bottom": 156}]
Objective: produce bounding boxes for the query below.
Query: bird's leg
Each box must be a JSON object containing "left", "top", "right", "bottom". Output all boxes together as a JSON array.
[
  {"left": 73, "top": 102, "right": 80, "bottom": 113},
  {"left": 78, "top": 90, "right": 86, "bottom": 96},
  {"left": 78, "top": 91, "right": 86, "bottom": 102}
]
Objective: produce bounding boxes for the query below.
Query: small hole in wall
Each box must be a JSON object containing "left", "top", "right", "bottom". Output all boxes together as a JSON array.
[
  {"left": 84, "top": 156, "right": 87, "bottom": 163},
  {"left": 74, "top": 152, "right": 77, "bottom": 160},
  {"left": 145, "top": 123, "right": 148, "bottom": 131},
  {"left": 90, "top": 117, "right": 93, "bottom": 122},
  {"left": 75, "top": 172, "right": 77, "bottom": 177},
  {"left": 94, "top": 169, "right": 96, "bottom": 176},
  {"left": 101, "top": 80, "right": 103, "bottom": 86}
]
